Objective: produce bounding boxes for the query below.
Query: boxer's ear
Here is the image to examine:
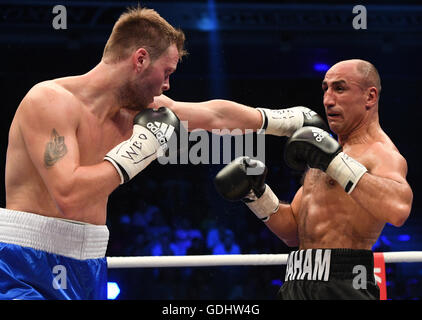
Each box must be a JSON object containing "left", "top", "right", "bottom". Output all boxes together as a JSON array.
[
  {"left": 132, "top": 48, "right": 150, "bottom": 73},
  {"left": 365, "top": 86, "right": 378, "bottom": 110}
]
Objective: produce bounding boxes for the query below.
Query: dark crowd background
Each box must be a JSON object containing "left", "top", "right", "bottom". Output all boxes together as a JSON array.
[{"left": 0, "top": 0, "right": 421, "bottom": 300}]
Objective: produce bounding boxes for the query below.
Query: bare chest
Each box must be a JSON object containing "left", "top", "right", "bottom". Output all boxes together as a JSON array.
[
  {"left": 299, "top": 169, "right": 359, "bottom": 231},
  {"left": 303, "top": 145, "right": 372, "bottom": 192},
  {"left": 76, "top": 113, "right": 132, "bottom": 165},
  {"left": 297, "top": 166, "right": 382, "bottom": 248},
  {"left": 303, "top": 169, "right": 339, "bottom": 193}
]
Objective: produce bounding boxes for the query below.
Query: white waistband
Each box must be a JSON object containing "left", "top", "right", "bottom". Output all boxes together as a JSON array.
[{"left": 0, "top": 208, "right": 109, "bottom": 260}]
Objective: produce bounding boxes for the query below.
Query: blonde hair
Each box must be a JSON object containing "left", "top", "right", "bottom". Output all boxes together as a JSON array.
[{"left": 102, "top": 7, "right": 187, "bottom": 63}]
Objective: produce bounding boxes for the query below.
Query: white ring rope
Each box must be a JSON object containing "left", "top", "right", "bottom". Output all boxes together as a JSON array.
[{"left": 107, "top": 251, "right": 422, "bottom": 269}]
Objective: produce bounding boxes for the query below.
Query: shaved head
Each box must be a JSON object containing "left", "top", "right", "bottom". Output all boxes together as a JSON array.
[
  {"left": 354, "top": 59, "right": 382, "bottom": 94},
  {"left": 331, "top": 59, "right": 381, "bottom": 96},
  {"left": 322, "top": 59, "right": 382, "bottom": 135}
]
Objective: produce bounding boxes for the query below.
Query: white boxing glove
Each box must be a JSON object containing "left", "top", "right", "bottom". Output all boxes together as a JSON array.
[
  {"left": 105, "top": 107, "right": 180, "bottom": 184},
  {"left": 257, "top": 106, "right": 327, "bottom": 137}
]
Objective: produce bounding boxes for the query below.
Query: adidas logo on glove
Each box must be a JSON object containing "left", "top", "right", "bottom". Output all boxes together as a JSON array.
[
  {"left": 104, "top": 107, "right": 181, "bottom": 184},
  {"left": 311, "top": 127, "right": 329, "bottom": 142},
  {"left": 146, "top": 121, "right": 175, "bottom": 154}
]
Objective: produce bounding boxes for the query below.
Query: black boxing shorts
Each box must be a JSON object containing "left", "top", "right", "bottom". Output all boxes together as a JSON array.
[{"left": 277, "top": 248, "right": 380, "bottom": 300}]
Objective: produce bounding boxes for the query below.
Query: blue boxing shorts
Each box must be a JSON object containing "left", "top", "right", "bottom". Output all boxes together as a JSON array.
[{"left": 0, "top": 208, "right": 109, "bottom": 300}]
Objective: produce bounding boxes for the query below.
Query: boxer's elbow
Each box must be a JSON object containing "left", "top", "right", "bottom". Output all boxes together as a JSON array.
[
  {"left": 51, "top": 181, "right": 85, "bottom": 218},
  {"left": 389, "top": 187, "right": 413, "bottom": 227},
  {"left": 283, "top": 237, "right": 299, "bottom": 248},
  {"left": 269, "top": 225, "right": 299, "bottom": 247},
  {"left": 279, "top": 231, "right": 299, "bottom": 247},
  {"left": 389, "top": 202, "right": 412, "bottom": 227},
  {"left": 54, "top": 193, "right": 79, "bottom": 218}
]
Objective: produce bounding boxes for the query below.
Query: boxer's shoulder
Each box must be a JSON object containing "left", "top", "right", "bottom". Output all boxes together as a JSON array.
[
  {"left": 17, "top": 79, "right": 82, "bottom": 126},
  {"left": 344, "top": 137, "right": 405, "bottom": 174},
  {"left": 26, "top": 79, "right": 79, "bottom": 106}
]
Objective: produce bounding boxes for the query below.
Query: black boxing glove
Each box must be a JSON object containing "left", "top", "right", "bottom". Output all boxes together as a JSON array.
[
  {"left": 257, "top": 106, "right": 328, "bottom": 136},
  {"left": 214, "top": 156, "right": 280, "bottom": 222},
  {"left": 105, "top": 107, "right": 181, "bottom": 184},
  {"left": 284, "top": 126, "right": 367, "bottom": 194}
]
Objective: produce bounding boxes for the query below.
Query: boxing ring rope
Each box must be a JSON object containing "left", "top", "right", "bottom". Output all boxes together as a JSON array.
[{"left": 107, "top": 251, "right": 422, "bottom": 269}]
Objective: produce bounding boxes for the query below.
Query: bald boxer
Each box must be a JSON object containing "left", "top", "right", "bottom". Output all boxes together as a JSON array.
[
  {"left": 215, "top": 59, "right": 413, "bottom": 300},
  {"left": 1, "top": 6, "right": 326, "bottom": 300}
]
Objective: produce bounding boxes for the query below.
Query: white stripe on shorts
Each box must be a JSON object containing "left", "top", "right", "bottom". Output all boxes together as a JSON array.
[{"left": 0, "top": 208, "right": 109, "bottom": 260}]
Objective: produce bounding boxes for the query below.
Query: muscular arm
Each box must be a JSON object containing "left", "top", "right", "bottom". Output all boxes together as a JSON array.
[
  {"left": 153, "top": 94, "right": 262, "bottom": 132},
  {"left": 18, "top": 86, "right": 121, "bottom": 218},
  {"left": 264, "top": 187, "right": 302, "bottom": 247},
  {"left": 351, "top": 146, "right": 413, "bottom": 227}
]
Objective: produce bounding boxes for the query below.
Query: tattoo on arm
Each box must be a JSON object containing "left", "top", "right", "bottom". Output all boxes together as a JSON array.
[{"left": 44, "top": 129, "right": 67, "bottom": 168}]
